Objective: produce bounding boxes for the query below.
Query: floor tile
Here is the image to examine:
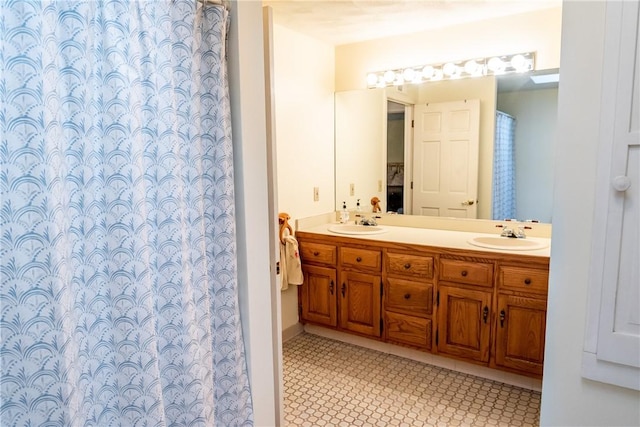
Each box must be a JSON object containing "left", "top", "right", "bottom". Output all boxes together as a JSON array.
[{"left": 283, "top": 333, "right": 540, "bottom": 427}]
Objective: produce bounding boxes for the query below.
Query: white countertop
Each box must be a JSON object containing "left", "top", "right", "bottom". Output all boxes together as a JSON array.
[{"left": 298, "top": 223, "right": 551, "bottom": 258}]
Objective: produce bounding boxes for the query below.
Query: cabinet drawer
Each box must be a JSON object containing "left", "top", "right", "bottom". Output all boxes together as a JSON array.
[
  {"left": 498, "top": 266, "right": 549, "bottom": 294},
  {"left": 341, "top": 247, "right": 381, "bottom": 271},
  {"left": 299, "top": 241, "right": 337, "bottom": 266},
  {"left": 385, "top": 311, "right": 432, "bottom": 350},
  {"left": 439, "top": 258, "right": 493, "bottom": 287},
  {"left": 386, "top": 252, "right": 434, "bottom": 279},
  {"left": 386, "top": 278, "right": 433, "bottom": 316}
]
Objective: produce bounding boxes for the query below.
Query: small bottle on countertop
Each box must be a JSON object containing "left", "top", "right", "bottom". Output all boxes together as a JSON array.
[
  {"left": 354, "top": 199, "right": 362, "bottom": 224},
  {"left": 340, "top": 201, "right": 350, "bottom": 224}
]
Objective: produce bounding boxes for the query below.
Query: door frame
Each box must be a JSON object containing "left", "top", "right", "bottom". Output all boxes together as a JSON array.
[{"left": 386, "top": 92, "right": 415, "bottom": 215}]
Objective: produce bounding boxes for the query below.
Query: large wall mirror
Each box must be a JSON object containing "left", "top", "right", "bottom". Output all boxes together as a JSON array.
[{"left": 335, "top": 68, "right": 558, "bottom": 223}]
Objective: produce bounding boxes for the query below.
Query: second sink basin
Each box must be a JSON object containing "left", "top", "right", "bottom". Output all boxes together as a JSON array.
[
  {"left": 328, "top": 224, "right": 387, "bottom": 235},
  {"left": 468, "top": 236, "right": 548, "bottom": 251}
]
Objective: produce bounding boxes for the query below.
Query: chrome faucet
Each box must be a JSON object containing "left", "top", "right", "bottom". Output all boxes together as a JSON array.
[
  {"left": 499, "top": 224, "right": 527, "bottom": 238},
  {"left": 358, "top": 216, "right": 378, "bottom": 226}
]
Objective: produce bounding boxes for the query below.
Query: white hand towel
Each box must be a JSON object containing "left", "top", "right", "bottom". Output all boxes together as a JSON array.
[{"left": 280, "top": 234, "right": 304, "bottom": 291}]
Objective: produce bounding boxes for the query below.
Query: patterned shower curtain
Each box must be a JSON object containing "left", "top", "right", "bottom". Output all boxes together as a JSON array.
[
  {"left": 493, "top": 111, "right": 517, "bottom": 221},
  {"left": 0, "top": 1, "right": 254, "bottom": 426}
]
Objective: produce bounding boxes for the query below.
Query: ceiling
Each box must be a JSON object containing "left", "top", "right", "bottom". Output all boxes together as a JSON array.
[{"left": 263, "top": 0, "right": 562, "bottom": 46}]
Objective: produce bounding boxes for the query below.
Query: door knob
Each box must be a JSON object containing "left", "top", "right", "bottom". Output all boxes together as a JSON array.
[
  {"left": 461, "top": 199, "right": 475, "bottom": 206},
  {"left": 612, "top": 175, "right": 631, "bottom": 192}
]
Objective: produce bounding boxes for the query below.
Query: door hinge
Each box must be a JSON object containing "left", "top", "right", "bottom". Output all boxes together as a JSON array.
[
  {"left": 276, "top": 261, "right": 280, "bottom": 275},
  {"left": 410, "top": 181, "right": 414, "bottom": 190},
  {"left": 435, "top": 329, "right": 439, "bottom": 346},
  {"left": 411, "top": 119, "right": 414, "bottom": 128},
  {"left": 436, "top": 290, "right": 440, "bottom": 306}
]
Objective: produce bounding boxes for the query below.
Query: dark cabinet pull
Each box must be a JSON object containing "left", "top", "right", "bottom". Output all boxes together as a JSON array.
[
  {"left": 341, "top": 283, "right": 346, "bottom": 297},
  {"left": 483, "top": 306, "right": 489, "bottom": 324},
  {"left": 404, "top": 293, "right": 411, "bottom": 299},
  {"left": 500, "top": 309, "right": 506, "bottom": 327},
  {"left": 329, "top": 280, "right": 334, "bottom": 295},
  {"left": 404, "top": 263, "right": 411, "bottom": 269},
  {"left": 356, "top": 256, "right": 362, "bottom": 262},
  {"left": 524, "top": 278, "right": 531, "bottom": 285},
  {"left": 461, "top": 270, "right": 468, "bottom": 277},
  {"left": 313, "top": 251, "right": 319, "bottom": 256}
]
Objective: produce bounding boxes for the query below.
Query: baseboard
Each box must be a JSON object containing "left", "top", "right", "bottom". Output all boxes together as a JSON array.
[{"left": 282, "top": 322, "right": 305, "bottom": 343}]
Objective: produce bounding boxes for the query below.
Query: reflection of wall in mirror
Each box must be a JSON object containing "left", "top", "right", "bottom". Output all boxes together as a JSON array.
[{"left": 497, "top": 88, "right": 558, "bottom": 223}]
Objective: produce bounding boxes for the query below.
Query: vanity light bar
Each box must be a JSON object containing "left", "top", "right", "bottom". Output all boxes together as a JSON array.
[{"left": 366, "top": 52, "right": 535, "bottom": 88}]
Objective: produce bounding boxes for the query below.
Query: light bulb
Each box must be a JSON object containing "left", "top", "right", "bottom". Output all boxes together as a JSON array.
[
  {"left": 488, "top": 57, "right": 505, "bottom": 73},
  {"left": 367, "top": 73, "right": 378, "bottom": 86},
  {"left": 432, "top": 69, "right": 443, "bottom": 81},
  {"left": 464, "top": 60, "right": 480, "bottom": 75},
  {"left": 402, "top": 68, "right": 416, "bottom": 81},
  {"left": 443, "top": 62, "right": 458, "bottom": 76},
  {"left": 421, "top": 65, "right": 434, "bottom": 79},
  {"left": 384, "top": 70, "right": 396, "bottom": 83},
  {"left": 510, "top": 54, "right": 528, "bottom": 72}
]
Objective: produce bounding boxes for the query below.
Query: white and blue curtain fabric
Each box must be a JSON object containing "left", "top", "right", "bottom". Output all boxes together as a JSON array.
[
  {"left": 492, "top": 111, "right": 517, "bottom": 221},
  {"left": 1, "top": 1, "right": 254, "bottom": 426}
]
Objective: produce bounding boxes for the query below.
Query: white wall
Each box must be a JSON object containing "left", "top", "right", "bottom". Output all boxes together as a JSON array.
[
  {"left": 498, "top": 88, "right": 557, "bottom": 223},
  {"left": 540, "top": 1, "right": 640, "bottom": 425},
  {"left": 335, "top": 7, "right": 562, "bottom": 91},
  {"left": 272, "top": 24, "right": 335, "bottom": 333}
]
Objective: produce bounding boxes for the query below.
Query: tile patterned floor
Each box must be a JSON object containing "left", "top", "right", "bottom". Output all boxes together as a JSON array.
[{"left": 283, "top": 333, "right": 541, "bottom": 427}]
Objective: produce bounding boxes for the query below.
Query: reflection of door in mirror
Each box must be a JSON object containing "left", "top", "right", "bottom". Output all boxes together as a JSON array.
[
  {"left": 412, "top": 100, "right": 480, "bottom": 218},
  {"left": 386, "top": 101, "right": 405, "bottom": 213}
]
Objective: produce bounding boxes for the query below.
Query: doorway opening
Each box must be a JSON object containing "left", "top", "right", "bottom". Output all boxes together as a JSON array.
[{"left": 386, "top": 100, "right": 406, "bottom": 213}]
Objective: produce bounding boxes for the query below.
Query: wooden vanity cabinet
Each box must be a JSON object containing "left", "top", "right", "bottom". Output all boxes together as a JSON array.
[
  {"left": 298, "top": 235, "right": 382, "bottom": 338},
  {"left": 436, "top": 257, "right": 494, "bottom": 363},
  {"left": 297, "top": 232, "right": 550, "bottom": 378},
  {"left": 383, "top": 250, "right": 435, "bottom": 350},
  {"left": 493, "top": 264, "right": 549, "bottom": 376}
]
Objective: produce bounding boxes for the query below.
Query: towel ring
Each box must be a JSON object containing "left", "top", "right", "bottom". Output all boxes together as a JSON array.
[{"left": 278, "top": 212, "right": 293, "bottom": 244}]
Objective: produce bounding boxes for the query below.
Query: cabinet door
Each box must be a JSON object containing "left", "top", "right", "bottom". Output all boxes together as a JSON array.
[
  {"left": 495, "top": 294, "right": 547, "bottom": 376},
  {"left": 339, "top": 270, "right": 381, "bottom": 337},
  {"left": 437, "top": 285, "right": 492, "bottom": 362},
  {"left": 300, "top": 265, "right": 337, "bottom": 327}
]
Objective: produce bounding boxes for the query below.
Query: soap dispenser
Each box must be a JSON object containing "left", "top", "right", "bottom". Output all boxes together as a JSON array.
[{"left": 340, "top": 201, "right": 350, "bottom": 224}]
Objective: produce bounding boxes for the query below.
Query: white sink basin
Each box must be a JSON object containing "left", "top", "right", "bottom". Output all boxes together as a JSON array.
[
  {"left": 467, "top": 236, "right": 548, "bottom": 251},
  {"left": 328, "top": 224, "right": 387, "bottom": 235}
]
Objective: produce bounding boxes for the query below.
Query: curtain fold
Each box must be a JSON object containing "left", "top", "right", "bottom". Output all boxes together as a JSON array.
[
  {"left": 492, "top": 111, "right": 517, "bottom": 221},
  {"left": 1, "top": 1, "right": 254, "bottom": 425}
]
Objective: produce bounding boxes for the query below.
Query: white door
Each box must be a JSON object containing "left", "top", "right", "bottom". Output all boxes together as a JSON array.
[
  {"left": 582, "top": 0, "right": 640, "bottom": 391},
  {"left": 412, "top": 99, "right": 480, "bottom": 218}
]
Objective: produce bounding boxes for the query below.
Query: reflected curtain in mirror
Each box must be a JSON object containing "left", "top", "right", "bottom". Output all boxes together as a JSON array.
[
  {"left": 0, "top": 1, "right": 253, "bottom": 425},
  {"left": 493, "top": 111, "right": 517, "bottom": 220}
]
